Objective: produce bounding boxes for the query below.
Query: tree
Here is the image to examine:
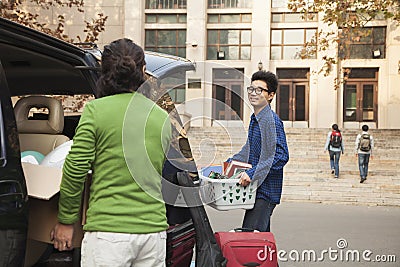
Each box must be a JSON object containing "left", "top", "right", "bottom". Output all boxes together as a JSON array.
[
  {"left": 0, "top": 0, "right": 107, "bottom": 43},
  {"left": 288, "top": 0, "right": 400, "bottom": 88},
  {"left": 2, "top": 0, "right": 108, "bottom": 112}
]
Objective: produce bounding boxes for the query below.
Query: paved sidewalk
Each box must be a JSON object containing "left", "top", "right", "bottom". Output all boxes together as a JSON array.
[{"left": 206, "top": 202, "right": 400, "bottom": 267}]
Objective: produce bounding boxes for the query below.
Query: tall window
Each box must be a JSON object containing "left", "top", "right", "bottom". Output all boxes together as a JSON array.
[
  {"left": 207, "top": 29, "right": 251, "bottom": 60},
  {"left": 145, "top": 30, "right": 186, "bottom": 58},
  {"left": 271, "top": 28, "right": 317, "bottom": 60},
  {"left": 339, "top": 27, "right": 386, "bottom": 59},
  {"left": 208, "top": 0, "right": 252, "bottom": 9},
  {"left": 146, "top": 0, "right": 186, "bottom": 9}
]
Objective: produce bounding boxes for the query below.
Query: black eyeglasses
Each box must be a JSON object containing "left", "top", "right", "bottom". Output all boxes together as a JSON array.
[{"left": 247, "top": 86, "right": 269, "bottom": 95}]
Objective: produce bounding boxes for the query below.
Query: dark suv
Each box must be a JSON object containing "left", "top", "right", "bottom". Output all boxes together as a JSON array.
[{"left": 0, "top": 17, "right": 196, "bottom": 266}]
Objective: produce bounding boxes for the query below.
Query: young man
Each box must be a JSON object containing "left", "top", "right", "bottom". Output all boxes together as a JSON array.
[
  {"left": 229, "top": 70, "right": 289, "bottom": 232},
  {"left": 355, "top": 125, "right": 374, "bottom": 183}
]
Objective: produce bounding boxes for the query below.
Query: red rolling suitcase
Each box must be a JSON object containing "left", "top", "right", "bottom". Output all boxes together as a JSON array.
[
  {"left": 166, "top": 219, "right": 196, "bottom": 267},
  {"left": 215, "top": 230, "right": 278, "bottom": 267}
]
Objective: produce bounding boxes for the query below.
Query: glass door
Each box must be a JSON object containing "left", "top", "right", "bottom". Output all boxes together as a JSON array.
[
  {"left": 344, "top": 82, "right": 377, "bottom": 122},
  {"left": 294, "top": 83, "right": 307, "bottom": 121},
  {"left": 213, "top": 82, "right": 243, "bottom": 120},
  {"left": 277, "top": 82, "right": 308, "bottom": 122}
]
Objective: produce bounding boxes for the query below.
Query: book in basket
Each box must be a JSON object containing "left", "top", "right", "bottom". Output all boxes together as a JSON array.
[{"left": 224, "top": 160, "right": 252, "bottom": 177}]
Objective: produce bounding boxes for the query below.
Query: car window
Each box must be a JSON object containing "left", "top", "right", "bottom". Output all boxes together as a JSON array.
[
  {"left": 159, "top": 72, "right": 186, "bottom": 104},
  {"left": 143, "top": 76, "right": 196, "bottom": 173},
  {"left": 12, "top": 94, "right": 95, "bottom": 140}
]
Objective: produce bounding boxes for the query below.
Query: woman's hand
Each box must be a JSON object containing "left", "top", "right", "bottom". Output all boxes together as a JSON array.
[{"left": 51, "top": 222, "right": 74, "bottom": 251}]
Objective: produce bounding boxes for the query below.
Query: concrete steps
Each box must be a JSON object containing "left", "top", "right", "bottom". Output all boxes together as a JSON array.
[{"left": 187, "top": 127, "right": 400, "bottom": 206}]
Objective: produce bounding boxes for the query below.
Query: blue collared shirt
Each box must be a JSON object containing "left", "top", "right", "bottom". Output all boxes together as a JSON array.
[{"left": 232, "top": 104, "right": 289, "bottom": 204}]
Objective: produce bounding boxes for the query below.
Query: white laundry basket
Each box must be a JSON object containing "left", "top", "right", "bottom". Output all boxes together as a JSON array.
[{"left": 199, "top": 174, "right": 258, "bottom": 211}]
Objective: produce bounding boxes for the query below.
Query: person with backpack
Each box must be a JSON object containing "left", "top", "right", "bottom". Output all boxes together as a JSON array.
[
  {"left": 355, "top": 125, "right": 374, "bottom": 183},
  {"left": 324, "top": 124, "right": 345, "bottom": 178}
]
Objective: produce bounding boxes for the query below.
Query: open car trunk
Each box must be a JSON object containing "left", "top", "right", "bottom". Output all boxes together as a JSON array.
[{"left": 0, "top": 17, "right": 210, "bottom": 267}]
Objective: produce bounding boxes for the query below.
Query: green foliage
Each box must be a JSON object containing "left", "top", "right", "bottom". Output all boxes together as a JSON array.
[
  {"left": 287, "top": 0, "right": 400, "bottom": 85},
  {"left": 0, "top": 0, "right": 107, "bottom": 43},
  {"left": 288, "top": 0, "right": 400, "bottom": 28}
]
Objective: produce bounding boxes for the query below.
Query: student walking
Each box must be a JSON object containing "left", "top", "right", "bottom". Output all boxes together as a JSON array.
[
  {"left": 355, "top": 125, "right": 374, "bottom": 183},
  {"left": 324, "top": 124, "right": 344, "bottom": 178}
]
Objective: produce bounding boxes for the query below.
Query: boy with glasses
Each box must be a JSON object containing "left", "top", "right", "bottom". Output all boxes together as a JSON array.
[{"left": 228, "top": 70, "right": 289, "bottom": 232}]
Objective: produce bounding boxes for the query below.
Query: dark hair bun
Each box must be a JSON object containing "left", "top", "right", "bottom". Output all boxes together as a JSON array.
[{"left": 97, "top": 38, "right": 146, "bottom": 98}]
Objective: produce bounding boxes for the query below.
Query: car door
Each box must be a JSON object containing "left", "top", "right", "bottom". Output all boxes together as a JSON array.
[{"left": 0, "top": 60, "right": 28, "bottom": 267}]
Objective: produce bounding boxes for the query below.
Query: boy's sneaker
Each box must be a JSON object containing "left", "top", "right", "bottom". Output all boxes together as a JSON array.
[
  {"left": 331, "top": 169, "right": 335, "bottom": 174},
  {"left": 334, "top": 175, "right": 338, "bottom": 178}
]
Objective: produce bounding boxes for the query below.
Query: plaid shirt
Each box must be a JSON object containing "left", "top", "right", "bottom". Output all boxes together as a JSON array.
[{"left": 232, "top": 104, "right": 289, "bottom": 204}]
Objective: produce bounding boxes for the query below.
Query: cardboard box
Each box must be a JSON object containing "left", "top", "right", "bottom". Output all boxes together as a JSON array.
[
  {"left": 23, "top": 162, "right": 62, "bottom": 201},
  {"left": 22, "top": 162, "right": 86, "bottom": 266}
]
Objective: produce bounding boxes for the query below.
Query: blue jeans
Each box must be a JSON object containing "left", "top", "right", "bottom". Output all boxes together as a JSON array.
[
  {"left": 358, "top": 154, "right": 370, "bottom": 179},
  {"left": 242, "top": 198, "right": 276, "bottom": 232},
  {"left": 329, "top": 150, "right": 341, "bottom": 177}
]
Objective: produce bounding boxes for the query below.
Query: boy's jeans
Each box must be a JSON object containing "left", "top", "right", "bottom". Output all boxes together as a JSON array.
[
  {"left": 242, "top": 198, "right": 276, "bottom": 232},
  {"left": 358, "top": 153, "right": 370, "bottom": 178}
]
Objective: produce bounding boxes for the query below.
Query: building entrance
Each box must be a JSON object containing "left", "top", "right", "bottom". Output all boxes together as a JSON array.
[
  {"left": 276, "top": 68, "right": 309, "bottom": 127},
  {"left": 343, "top": 68, "right": 378, "bottom": 124},
  {"left": 212, "top": 68, "right": 244, "bottom": 121}
]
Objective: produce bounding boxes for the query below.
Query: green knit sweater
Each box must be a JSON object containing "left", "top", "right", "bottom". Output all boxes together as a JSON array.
[{"left": 58, "top": 92, "right": 171, "bottom": 234}]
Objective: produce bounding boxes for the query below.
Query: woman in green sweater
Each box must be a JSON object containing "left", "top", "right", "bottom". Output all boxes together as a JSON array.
[{"left": 51, "top": 38, "right": 171, "bottom": 266}]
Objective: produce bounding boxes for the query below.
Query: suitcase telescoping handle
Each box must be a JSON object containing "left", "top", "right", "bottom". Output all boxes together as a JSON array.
[
  {"left": 243, "top": 263, "right": 260, "bottom": 267},
  {"left": 232, "top": 228, "right": 262, "bottom": 267},
  {"left": 176, "top": 171, "right": 228, "bottom": 267},
  {"left": 233, "top": 228, "right": 258, "bottom": 232}
]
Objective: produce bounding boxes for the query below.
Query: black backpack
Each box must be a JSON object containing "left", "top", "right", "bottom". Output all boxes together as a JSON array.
[
  {"left": 359, "top": 133, "right": 371, "bottom": 152},
  {"left": 330, "top": 130, "right": 342, "bottom": 148}
]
